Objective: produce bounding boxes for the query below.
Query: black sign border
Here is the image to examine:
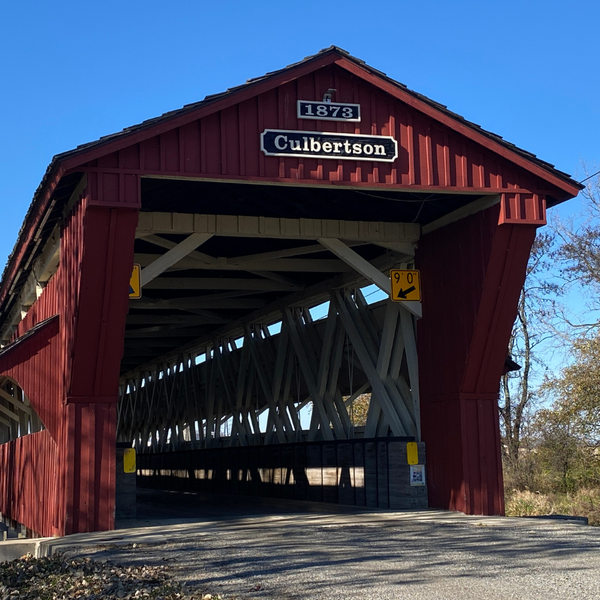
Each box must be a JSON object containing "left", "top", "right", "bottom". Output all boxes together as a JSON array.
[
  {"left": 260, "top": 129, "right": 398, "bottom": 163},
  {"left": 297, "top": 100, "right": 361, "bottom": 122}
]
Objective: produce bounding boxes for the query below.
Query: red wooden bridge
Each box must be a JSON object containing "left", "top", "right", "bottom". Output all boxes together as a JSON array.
[{"left": 0, "top": 47, "right": 581, "bottom": 537}]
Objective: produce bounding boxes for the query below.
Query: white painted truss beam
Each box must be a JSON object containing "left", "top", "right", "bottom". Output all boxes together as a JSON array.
[
  {"left": 140, "top": 233, "right": 213, "bottom": 286},
  {"left": 136, "top": 212, "right": 420, "bottom": 244}
]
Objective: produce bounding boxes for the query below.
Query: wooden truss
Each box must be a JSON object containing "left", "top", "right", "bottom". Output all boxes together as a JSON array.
[
  {"left": 118, "top": 288, "right": 421, "bottom": 451},
  {"left": 0, "top": 377, "right": 43, "bottom": 444}
]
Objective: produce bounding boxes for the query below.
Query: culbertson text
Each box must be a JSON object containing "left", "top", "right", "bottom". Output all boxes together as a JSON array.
[{"left": 260, "top": 129, "right": 397, "bottom": 162}]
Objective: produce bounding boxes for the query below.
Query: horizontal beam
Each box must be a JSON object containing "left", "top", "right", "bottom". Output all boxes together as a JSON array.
[
  {"left": 0, "top": 388, "right": 31, "bottom": 416},
  {"left": 134, "top": 254, "right": 353, "bottom": 273},
  {"left": 137, "top": 213, "right": 420, "bottom": 243},
  {"left": 230, "top": 241, "right": 366, "bottom": 264},
  {"left": 126, "top": 315, "right": 229, "bottom": 326},
  {"left": 130, "top": 296, "right": 266, "bottom": 310},
  {"left": 125, "top": 338, "right": 193, "bottom": 347},
  {"left": 124, "top": 327, "right": 208, "bottom": 339},
  {"left": 142, "top": 278, "right": 302, "bottom": 291}
]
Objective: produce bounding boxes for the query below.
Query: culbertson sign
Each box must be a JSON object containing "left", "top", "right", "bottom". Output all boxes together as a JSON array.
[{"left": 261, "top": 129, "right": 398, "bottom": 162}]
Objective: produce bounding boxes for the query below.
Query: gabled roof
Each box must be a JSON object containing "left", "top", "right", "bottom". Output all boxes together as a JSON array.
[
  {"left": 34, "top": 46, "right": 583, "bottom": 198},
  {"left": 1, "top": 46, "right": 584, "bottom": 322}
]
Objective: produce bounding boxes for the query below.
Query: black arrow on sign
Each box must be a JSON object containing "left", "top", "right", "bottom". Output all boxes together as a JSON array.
[{"left": 397, "top": 286, "right": 416, "bottom": 299}]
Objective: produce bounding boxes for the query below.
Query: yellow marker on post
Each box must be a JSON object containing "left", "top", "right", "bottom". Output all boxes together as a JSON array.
[
  {"left": 406, "top": 442, "right": 419, "bottom": 465},
  {"left": 129, "top": 264, "right": 141, "bottom": 299},
  {"left": 123, "top": 448, "right": 136, "bottom": 473}
]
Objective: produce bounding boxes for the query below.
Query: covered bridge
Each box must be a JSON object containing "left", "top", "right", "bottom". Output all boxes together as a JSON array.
[{"left": 0, "top": 47, "right": 582, "bottom": 537}]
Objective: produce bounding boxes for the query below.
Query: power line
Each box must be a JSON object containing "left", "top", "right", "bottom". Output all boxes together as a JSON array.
[{"left": 579, "top": 170, "right": 600, "bottom": 184}]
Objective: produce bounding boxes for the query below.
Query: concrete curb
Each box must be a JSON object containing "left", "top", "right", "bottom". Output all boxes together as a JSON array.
[{"left": 0, "top": 539, "right": 51, "bottom": 563}]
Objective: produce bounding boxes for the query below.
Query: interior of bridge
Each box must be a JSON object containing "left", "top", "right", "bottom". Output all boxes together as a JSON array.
[{"left": 122, "top": 177, "right": 495, "bottom": 377}]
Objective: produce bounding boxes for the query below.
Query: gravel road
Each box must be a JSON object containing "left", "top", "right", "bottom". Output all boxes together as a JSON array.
[{"left": 56, "top": 491, "right": 600, "bottom": 600}]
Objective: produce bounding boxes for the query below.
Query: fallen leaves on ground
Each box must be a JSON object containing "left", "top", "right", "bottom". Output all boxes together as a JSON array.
[{"left": 0, "top": 553, "right": 223, "bottom": 600}]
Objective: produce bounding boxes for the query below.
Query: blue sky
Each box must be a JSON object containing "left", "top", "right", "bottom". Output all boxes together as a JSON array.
[{"left": 1, "top": 0, "right": 598, "bottom": 269}]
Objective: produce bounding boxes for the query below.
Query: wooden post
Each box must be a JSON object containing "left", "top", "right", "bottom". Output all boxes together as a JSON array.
[{"left": 61, "top": 178, "right": 140, "bottom": 534}]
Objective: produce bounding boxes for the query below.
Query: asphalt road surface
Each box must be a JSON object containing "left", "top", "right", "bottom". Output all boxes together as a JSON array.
[{"left": 62, "top": 490, "right": 600, "bottom": 600}]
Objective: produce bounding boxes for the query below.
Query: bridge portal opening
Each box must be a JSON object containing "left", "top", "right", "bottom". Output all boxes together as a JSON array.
[{"left": 116, "top": 179, "right": 493, "bottom": 511}]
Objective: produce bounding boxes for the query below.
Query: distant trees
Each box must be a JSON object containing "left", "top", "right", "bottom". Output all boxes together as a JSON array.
[
  {"left": 499, "top": 232, "right": 557, "bottom": 486},
  {"left": 503, "top": 169, "right": 600, "bottom": 522},
  {"left": 349, "top": 393, "right": 370, "bottom": 427},
  {"left": 553, "top": 166, "right": 600, "bottom": 321}
]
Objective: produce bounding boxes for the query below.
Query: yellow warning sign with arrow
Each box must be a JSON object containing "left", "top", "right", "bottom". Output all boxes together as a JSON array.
[{"left": 390, "top": 269, "right": 421, "bottom": 302}]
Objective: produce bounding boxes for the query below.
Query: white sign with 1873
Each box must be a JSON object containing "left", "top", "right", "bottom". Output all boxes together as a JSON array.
[{"left": 297, "top": 100, "right": 361, "bottom": 122}]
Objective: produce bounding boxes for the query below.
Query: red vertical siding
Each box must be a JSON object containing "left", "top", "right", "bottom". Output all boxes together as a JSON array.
[
  {"left": 80, "top": 66, "right": 554, "bottom": 200},
  {"left": 0, "top": 431, "right": 60, "bottom": 537},
  {"left": 0, "top": 316, "right": 63, "bottom": 536},
  {"left": 61, "top": 178, "right": 139, "bottom": 534},
  {"left": 0, "top": 177, "right": 139, "bottom": 536},
  {"left": 417, "top": 207, "right": 537, "bottom": 515}
]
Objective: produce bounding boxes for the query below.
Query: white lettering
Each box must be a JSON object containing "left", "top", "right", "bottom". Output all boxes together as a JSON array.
[
  {"left": 274, "top": 135, "right": 288, "bottom": 150},
  {"left": 264, "top": 130, "right": 394, "bottom": 161}
]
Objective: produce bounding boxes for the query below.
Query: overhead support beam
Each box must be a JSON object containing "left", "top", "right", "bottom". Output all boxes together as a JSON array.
[
  {"left": 134, "top": 254, "right": 354, "bottom": 273},
  {"left": 140, "top": 233, "right": 213, "bottom": 286},
  {"left": 372, "top": 241, "right": 415, "bottom": 256},
  {"left": 126, "top": 315, "right": 229, "bottom": 326},
  {"left": 120, "top": 249, "right": 403, "bottom": 380},
  {"left": 136, "top": 213, "right": 420, "bottom": 244},
  {"left": 129, "top": 292, "right": 265, "bottom": 311},
  {"left": 131, "top": 298, "right": 265, "bottom": 311},
  {"left": 318, "top": 237, "right": 422, "bottom": 319},
  {"left": 124, "top": 327, "right": 208, "bottom": 338},
  {"left": 142, "top": 278, "right": 301, "bottom": 292},
  {"left": 247, "top": 270, "right": 299, "bottom": 287},
  {"left": 230, "top": 242, "right": 365, "bottom": 264}
]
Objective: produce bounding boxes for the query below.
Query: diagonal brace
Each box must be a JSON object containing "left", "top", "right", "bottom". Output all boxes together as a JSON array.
[{"left": 141, "top": 233, "right": 213, "bottom": 285}]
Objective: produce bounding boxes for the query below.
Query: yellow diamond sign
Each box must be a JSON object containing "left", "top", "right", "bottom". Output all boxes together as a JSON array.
[{"left": 390, "top": 269, "right": 421, "bottom": 302}]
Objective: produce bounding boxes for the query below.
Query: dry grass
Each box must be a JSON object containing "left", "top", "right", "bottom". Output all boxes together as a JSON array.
[{"left": 505, "top": 488, "right": 600, "bottom": 525}]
